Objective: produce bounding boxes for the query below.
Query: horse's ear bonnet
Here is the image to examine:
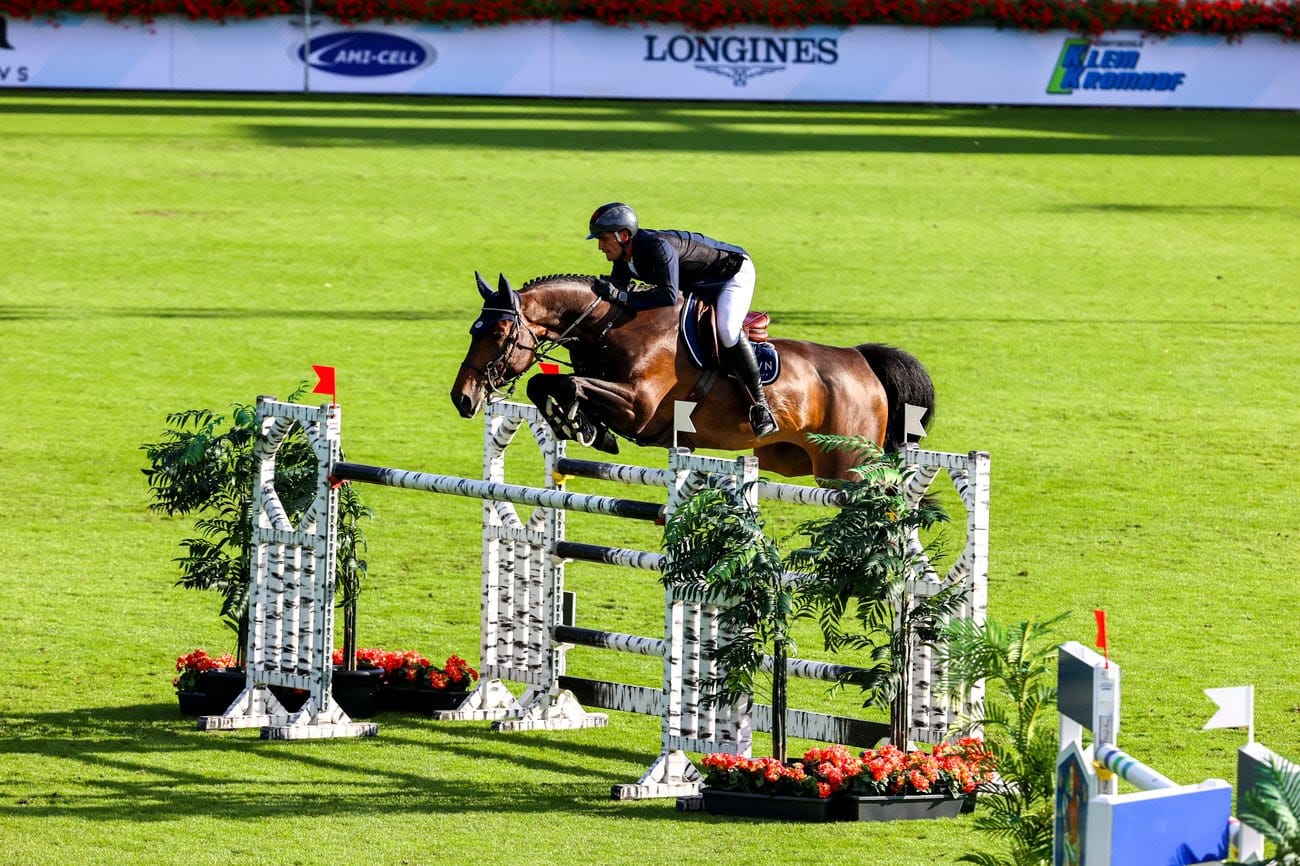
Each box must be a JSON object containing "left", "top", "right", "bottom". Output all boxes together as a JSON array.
[{"left": 469, "top": 271, "right": 518, "bottom": 334}]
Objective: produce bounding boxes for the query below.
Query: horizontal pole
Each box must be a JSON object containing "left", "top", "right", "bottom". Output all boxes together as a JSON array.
[
  {"left": 332, "top": 462, "right": 664, "bottom": 522},
  {"left": 1095, "top": 743, "right": 1177, "bottom": 790},
  {"left": 554, "top": 624, "right": 869, "bottom": 685},
  {"left": 555, "top": 625, "right": 666, "bottom": 657},
  {"left": 554, "top": 456, "right": 844, "bottom": 506},
  {"left": 558, "top": 676, "right": 889, "bottom": 748},
  {"left": 554, "top": 541, "right": 666, "bottom": 571}
]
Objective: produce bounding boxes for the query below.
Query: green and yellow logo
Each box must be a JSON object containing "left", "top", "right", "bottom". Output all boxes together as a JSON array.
[{"left": 1048, "top": 38, "right": 1187, "bottom": 95}]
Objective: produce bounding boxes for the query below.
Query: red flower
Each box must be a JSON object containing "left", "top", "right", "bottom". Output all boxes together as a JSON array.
[{"left": 2, "top": 0, "right": 1296, "bottom": 41}]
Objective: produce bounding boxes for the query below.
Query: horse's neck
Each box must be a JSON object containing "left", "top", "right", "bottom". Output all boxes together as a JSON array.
[{"left": 522, "top": 281, "right": 602, "bottom": 339}]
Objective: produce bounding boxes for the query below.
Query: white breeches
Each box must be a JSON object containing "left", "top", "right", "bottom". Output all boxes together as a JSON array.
[{"left": 715, "top": 256, "right": 756, "bottom": 348}]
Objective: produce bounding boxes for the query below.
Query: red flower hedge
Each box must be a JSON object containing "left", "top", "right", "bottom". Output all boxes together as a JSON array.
[{"left": 1, "top": 0, "right": 1296, "bottom": 39}]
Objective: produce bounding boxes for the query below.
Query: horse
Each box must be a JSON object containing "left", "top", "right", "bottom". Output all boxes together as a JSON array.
[{"left": 450, "top": 272, "right": 935, "bottom": 482}]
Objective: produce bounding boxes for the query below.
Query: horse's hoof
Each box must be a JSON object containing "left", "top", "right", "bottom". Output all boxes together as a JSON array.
[{"left": 593, "top": 429, "right": 620, "bottom": 454}]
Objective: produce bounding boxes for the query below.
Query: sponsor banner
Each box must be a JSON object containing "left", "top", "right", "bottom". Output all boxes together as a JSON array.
[
  {"left": 1, "top": 15, "right": 1296, "bottom": 109},
  {"left": 173, "top": 19, "right": 306, "bottom": 91},
  {"left": 931, "top": 29, "right": 1300, "bottom": 110},
  {"left": 302, "top": 21, "right": 551, "bottom": 95},
  {"left": 0, "top": 16, "right": 171, "bottom": 89},
  {"left": 551, "top": 21, "right": 929, "bottom": 102}
]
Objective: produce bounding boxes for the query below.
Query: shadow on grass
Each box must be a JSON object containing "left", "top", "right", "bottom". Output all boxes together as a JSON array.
[
  {"left": 5, "top": 304, "right": 1298, "bottom": 330},
  {"left": 0, "top": 306, "right": 465, "bottom": 322},
  {"left": 10, "top": 302, "right": 1300, "bottom": 330},
  {"left": 4, "top": 92, "right": 1299, "bottom": 156},
  {"left": 0, "top": 702, "right": 704, "bottom": 823}
]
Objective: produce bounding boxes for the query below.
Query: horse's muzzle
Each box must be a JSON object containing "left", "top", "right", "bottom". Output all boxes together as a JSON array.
[{"left": 451, "top": 389, "right": 481, "bottom": 419}]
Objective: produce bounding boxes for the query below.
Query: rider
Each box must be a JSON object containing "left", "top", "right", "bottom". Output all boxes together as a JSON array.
[{"left": 585, "top": 202, "right": 779, "bottom": 439}]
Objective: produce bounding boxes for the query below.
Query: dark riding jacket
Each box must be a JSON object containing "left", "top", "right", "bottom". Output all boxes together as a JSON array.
[{"left": 609, "top": 229, "right": 748, "bottom": 312}]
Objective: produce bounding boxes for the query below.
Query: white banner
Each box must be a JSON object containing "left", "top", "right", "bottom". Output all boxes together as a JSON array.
[
  {"left": 2, "top": 14, "right": 1297, "bottom": 109},
  {"left": 551, "top": 21, "right": 930, "bottom": 102}
]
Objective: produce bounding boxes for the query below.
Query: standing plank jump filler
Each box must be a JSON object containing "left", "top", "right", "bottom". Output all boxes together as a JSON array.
[{"left": 206, "top": 396, "right": 990, "bottom": 800}]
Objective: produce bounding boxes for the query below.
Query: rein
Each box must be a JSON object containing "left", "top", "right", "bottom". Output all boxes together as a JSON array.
[{"left": 533, "top": 297, "right": 614, "bottom": 366}]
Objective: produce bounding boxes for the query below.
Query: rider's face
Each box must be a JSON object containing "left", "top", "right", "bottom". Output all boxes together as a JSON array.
[{"left": 594, "top": 231, "right": 627, "bottom": 262}]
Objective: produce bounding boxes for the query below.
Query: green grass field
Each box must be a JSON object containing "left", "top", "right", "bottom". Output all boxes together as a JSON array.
[{"left": 1, "top": 91, "right": 1298, "bottom": 865}]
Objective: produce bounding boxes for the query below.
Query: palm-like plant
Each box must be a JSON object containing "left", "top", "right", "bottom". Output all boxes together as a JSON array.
[
  {"left": 141, "top": 385, "right": 372, "bottom": 668},
  {"left": 661, "top": 484, "right": 795, "bottom": 761},
  {"left": 787, "top": 435, "right": 959, "bottom": 748},
  {"left": 937, "top": 614, "right": 1068, "bottom": 866},
  {"left": 1232, "top": 758, "right": 1300, "bottom": 865}
]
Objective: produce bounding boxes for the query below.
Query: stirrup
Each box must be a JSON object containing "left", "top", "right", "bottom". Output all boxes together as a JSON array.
[{"left": 749, "top": 404, "right": 778, "bottom": 439}]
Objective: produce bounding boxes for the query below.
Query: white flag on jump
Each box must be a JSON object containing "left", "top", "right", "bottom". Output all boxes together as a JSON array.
[
  {"left": 1204, "top": 685, "right": 1254, "bottom": 740},
  {"left": 673, "top": 401, "right": 697, "bottom": 450},
  {"left": 904, "top": 403, "right": 928, "bottom": 440}
]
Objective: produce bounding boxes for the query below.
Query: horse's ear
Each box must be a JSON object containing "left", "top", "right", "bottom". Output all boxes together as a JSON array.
[
  {"left": 497, "top": 273, "right": 513, "bottom": 295},
  {"left": 475, "top": 271, "right": 493, "bottom": 301}
]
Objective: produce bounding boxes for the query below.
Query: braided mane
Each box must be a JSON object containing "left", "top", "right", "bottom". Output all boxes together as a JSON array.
[
  {"left": 519, "top": 273, "right": 649, "bottom": 292},
  {"left": 519, "top": 273, "right": 597, "bottom": 291}
]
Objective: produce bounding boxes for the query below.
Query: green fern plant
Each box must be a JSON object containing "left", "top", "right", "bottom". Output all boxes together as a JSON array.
[
  {"left": 1231, "top": 757, "right": 1300, "bottom": 865},
  {"left": 661, "top": 484, "right": 795, "bottom": 761},
  {"left": 661, "top": 436, "right": 963, "bottom": 761},
  {"left": 787, "top": 435, "right": 959, "bottom": 748},
  {"left": 141, "top": 384, "right": 373, "bottom": 668},
  {"left": 938, "top": 614, "right": 1069, "bottom": 866}
]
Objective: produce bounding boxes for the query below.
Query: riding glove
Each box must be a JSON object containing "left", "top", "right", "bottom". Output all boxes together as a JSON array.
[{"left": 592, "top": 278, "right": 628, "bottom": 305}]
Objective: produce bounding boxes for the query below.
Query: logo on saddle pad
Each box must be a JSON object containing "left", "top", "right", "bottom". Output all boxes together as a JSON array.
[{"left": 680, "top": 297, "right": 779, "bottom": 386}]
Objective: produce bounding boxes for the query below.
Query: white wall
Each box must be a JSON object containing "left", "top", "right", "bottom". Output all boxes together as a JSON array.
[{"left": 2, "top": 15, "right": 1297, "bottom": 109}]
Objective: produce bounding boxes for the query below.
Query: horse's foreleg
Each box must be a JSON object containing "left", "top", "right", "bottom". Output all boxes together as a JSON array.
[
  {"left": 526, "top": 374, "right": 636, "bottom": 454},
  {"left": 567, "top": 376, "right": 655, "bottom": 442}
]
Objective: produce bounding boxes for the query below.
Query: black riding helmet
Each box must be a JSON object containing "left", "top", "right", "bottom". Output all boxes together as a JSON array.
[{"left": 586, "top": 202, "right": 638, "bottom": 240}]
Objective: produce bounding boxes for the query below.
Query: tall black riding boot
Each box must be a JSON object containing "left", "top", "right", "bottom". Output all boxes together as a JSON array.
[{"left": 722, "top": 334, "right": 779, "bottom": 438}]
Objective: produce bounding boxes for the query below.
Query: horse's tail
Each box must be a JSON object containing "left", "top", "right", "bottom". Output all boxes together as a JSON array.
[{"left": 854, "top": 343, "right": 936, "bottom": 452}]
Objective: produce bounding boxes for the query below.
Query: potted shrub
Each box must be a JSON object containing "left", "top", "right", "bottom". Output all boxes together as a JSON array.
[
  {"left": 662, "top": 437, "right": 978, "bottom": 820},
  {"left": 787, "top": 435, "right": 962, "bottom": 749},
  {"left": 370, "top": 649, "right": 480, "bottom": 714},
  {"left": 662, "top": 483, "right": 796, "bottom": 761},
  {"left": 143, "top": 384, "right": 376, "bottom": 712},
  {"left": 1231, "top": 757, "right": 1300, "bottom": 865}
]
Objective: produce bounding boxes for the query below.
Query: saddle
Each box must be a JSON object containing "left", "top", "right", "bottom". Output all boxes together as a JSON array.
[{"left": 679, "top": 296, "right": 780, "bottom": 385}]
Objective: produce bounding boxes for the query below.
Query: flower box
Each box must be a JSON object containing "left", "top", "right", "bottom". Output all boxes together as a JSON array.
[
  {"left": 176, "top": 690, "right": 209, "bottom": 717},
  {"left": 835, "top": 792, "right": 971, "bottom": 822},
  {"left": 199, "top": 668, "right": 247, "bottom": 715},
  {"left": 331, "top": 667, "right": 383, "bottom": 719},
  {"left": 700, "top": 788, "right": 834, "bottom": 822},
  {"left": 379, "top": 686, "right": 470, "bottom": 714}
]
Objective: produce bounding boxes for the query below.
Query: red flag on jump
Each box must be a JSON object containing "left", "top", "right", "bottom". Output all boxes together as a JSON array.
[
  {"left": 312, "top": 364, "right": 336, "bottom": 405},
  {"left": 1094, "top": 609, "right": 1109, "bottom": 668}
]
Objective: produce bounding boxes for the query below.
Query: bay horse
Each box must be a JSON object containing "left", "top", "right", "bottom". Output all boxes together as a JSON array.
[{"left": 450, "top": 273, "right": 934, "bottom": 482}]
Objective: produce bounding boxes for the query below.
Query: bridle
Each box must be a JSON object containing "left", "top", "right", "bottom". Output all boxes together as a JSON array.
[
  {"left": 460, "top": 294, "right": 610, "bottom": 398},
  {"left": 459, "top": 305, "right": 536, "bottom": 398}
]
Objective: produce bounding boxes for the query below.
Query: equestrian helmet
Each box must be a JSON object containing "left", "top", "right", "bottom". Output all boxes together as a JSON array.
[{"left": 587, "top": 202, "right": 638, "bottom": 239}]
